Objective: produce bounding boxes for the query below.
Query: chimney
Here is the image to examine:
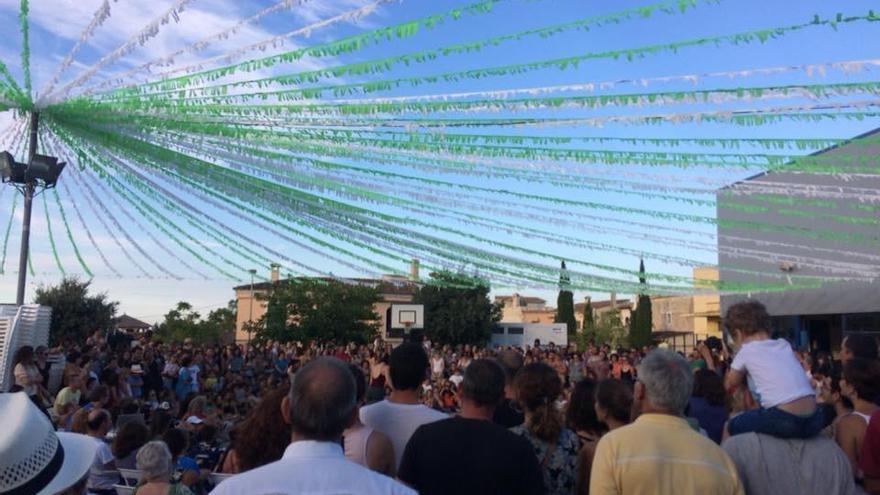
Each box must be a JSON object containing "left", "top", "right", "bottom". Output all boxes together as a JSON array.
[
  {"left": 270, "top": 263, "right": 280, "bottom": 283},
  {"left": 410, "top": 258, "right": 420, "bottom": 281},
  {"left": 610, "top": 291, "right": 617, "bottom": 308}
]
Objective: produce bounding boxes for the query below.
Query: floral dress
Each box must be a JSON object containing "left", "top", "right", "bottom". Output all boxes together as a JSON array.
[{"left": 510, "top": 426, "right": 579, "bottom": 495}]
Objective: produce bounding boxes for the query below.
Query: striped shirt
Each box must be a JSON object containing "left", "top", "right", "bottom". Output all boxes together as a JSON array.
[{"left": 590, "top": 413, "right": 744, "bottom": 495}]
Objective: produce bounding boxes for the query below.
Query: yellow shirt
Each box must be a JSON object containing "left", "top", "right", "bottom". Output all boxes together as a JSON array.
[{"left": 590, "top": 413, "right": 744, "bottom": 495}]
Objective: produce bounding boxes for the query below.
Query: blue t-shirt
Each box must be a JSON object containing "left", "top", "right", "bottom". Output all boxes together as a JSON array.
[{"left": 177, "top": 455, "right": 200, "bottom": 474}]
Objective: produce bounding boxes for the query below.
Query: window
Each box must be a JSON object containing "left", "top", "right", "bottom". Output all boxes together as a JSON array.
[
  {"left": 508, "top": 327, "right": 524, "bottom": 335},
  {"left": 664, "top": 312, "right": 672, "bottom": 326},
  {"left": 492, "top": 326, "right": 505, "bottom": 334}
]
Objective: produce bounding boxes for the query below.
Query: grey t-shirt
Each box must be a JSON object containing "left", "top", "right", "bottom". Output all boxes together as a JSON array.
[{"left": 722, "top": 432, "right": 856, "bottom": 495}]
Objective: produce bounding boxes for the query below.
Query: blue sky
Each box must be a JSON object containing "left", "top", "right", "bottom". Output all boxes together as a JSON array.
[{"left": 0, "top": 0, "right": 878, "bottom": 322}]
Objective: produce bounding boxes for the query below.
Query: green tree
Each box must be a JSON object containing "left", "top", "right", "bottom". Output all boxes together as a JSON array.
[
  {"left": 414, "top": 270, "right": 501, "bottom": 345},
  {"left": 202, "top": 300, "right": 237, "bottom": 342},
  {"left": 594, "top": 309, "right": 629, "bottom": 348},
  {"left": 554, "top": 261, "right": 577, "bottom": 337},
  {"left": 154, "top": 300, "right": 235, "bottom": 344},
  {"left": 582, "top": 298, "right": 594, "bottom": 332},
  {"left": 253, "top": 278, "right": 380, "bottom": 344},
  {"left": 629, "top": 259, "right": 654, "bottom": 348},
  {"left": 34, "top": 276, "right": 118, "bottom": 346}
]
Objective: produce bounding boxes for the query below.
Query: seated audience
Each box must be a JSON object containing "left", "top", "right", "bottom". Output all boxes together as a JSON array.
[
  {"left": 163, "top": 428, "right": 201, "bottom": 488},
  {"left": 113, "top": 420, "right": 151, "bottom": 469},
  {"left": 86, "top": 409, "right": 118, "bottom": 495},
  {"left": 220, "top": 387, "right": 292, "bottom": 473},
  {"left": 0, "top": 392, "right": 97, "bottom": 495},
  {"left": 135, "top": 440, "right": 194, "bottom": 495}
]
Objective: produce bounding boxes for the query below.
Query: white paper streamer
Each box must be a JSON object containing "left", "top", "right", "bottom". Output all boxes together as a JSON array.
[
  {"left": 81, "top": 0, "right": 397, "bottom": 96},
  {"left": 44, "top": 0, "right": 196, "bottom": 104},
  {"left": 80, "top": 0, "right": 314, "bottom": 94},
  {"left": 37, "top": 0, "right": 114, "bottom": 106}
]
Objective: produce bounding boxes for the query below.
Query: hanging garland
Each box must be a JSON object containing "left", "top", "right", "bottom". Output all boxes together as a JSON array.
[
  {"left": 18, "top": 0, "right": 32, "bottom": 105},
  {"left": 51, "top": 190, "right": 92, "bottom": 276},
  {"left": 57, "top": 178, "right": 121, "bottom": 277},
  {"left": 93, "top": 10, "right": 880, "bottom": 103},
  {"left": 41, "top": 191, "right": 66, "bottom": 276},
  {"left": 44, "top": 0, "right": 196, "bottom": 103},
  {"left": 37, "top": 0, "right": 114, "bottom": 102},
  {"left": 83, "top": 0, "right": 398, "bottom": 94},
  {"left": 99, "top": 0, "right": 711, "bottom": 98},
  {"left": 1, "top": 195, "right": 19, "bottom": 274}
]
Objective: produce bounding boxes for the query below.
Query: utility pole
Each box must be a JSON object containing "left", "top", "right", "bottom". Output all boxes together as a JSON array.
[{"left": 16, "top": 112, "right": 39, "bottom": 305}]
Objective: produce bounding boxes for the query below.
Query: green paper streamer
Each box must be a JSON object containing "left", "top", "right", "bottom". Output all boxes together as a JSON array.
[
  {"left": 91, "top": 10, "right": 880, "bottom": 104},
  {"left": 100, "top": 0, "right": 709, "bottom": 98},
  {"left": 52, "top": 189, "right": 93, "bottom": 276},
  {"left": 1, "top": 194, "right": 18, "bottom": 274},
  {"left": 18, "top": 0, "right": 32, "bottom": 105},
  {"left": 42, "top": 191, "right": 66, "bottom": 276}
]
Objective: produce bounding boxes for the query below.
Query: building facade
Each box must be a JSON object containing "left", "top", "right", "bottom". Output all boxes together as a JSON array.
[
  {"left": 495, "top": 294, "right": 556, "bottom": 324},
  {"left": 717, "top": 130, "right": 880, "bottom": 353},
  {"left": 233, "top": 262, "right": 419, "bottom": 343}
]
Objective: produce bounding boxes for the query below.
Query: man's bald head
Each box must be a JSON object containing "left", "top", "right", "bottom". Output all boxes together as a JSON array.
[
  {"left": 496, "top": 348, "right": 524, "bottom": 384},
  {"left": 288, "top": 357, "right": 357, "bottom": 441}
]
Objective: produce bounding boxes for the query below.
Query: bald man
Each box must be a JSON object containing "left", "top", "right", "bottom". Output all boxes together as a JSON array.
[{"left": 211, "top": 357, "right": 415, "bottom": 495}]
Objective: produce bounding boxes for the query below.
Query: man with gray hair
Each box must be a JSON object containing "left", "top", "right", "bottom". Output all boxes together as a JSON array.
[
  {"left": 211, "top": 357, "right": 415, "bottom": 495},
  {"left": 590, "top": 349, "right": 744, "bottom": 495}
]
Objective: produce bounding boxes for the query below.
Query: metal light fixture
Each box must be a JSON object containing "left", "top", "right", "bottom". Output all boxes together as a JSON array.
[
  {"left": 1, "top": 113, "right": 67, "bottom": 305},
  {"left": 26, "top": 154, "right": 66, "bottom": 188}
]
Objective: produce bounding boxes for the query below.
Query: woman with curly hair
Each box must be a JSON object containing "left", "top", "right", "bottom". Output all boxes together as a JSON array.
[
  {"left": 511, "top": 362, "right": 579, "bottom": 495},
  {"left": 219, "top": 387, "right": 292, "bottom": 473},
  {"left": 113, "top": 421, "right": 151, "bottom": 469}
]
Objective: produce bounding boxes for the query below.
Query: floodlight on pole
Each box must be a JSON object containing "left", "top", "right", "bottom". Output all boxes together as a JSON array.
[{"left": 1, "top": 112, "right": 67, "bottom": 305}]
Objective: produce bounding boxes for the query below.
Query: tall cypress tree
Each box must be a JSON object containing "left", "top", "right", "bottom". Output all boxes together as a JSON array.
[
  {"left": 582, "top": 297, "right": 594, "bottom": 332},
  {"left": 629, "top": 259, "right": 653, "bottom": 347},
  {"left": 555, "top": 260, "right": 577, "bottom": 336}
]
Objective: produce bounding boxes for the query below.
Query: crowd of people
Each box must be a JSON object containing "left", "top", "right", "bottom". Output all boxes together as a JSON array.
[{"left": 3, "top": 300, "right": 880, "bottom": 494}]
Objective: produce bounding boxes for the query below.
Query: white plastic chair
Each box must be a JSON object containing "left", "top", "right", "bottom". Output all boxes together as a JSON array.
[
  {"left": 114, "top": 484, "right": 135, "bottom": 495},
  {"left": 209, "top": 472, "right": 234, "bottom": 486},
  {"left": 117, "top": 468, "right": 142, "bottom": 486}
]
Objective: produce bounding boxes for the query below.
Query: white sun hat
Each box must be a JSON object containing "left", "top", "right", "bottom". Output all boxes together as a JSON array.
[{"left": 0, "top": 392, "right": 96, "bottom": 495}]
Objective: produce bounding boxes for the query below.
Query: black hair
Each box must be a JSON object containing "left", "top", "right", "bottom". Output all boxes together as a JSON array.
[
  {"left": 567, "top": 378, "right": 606, "bottom": 434},
  {"left": 162, "top": 428, "right": 189, "bottom": 458},
  {"left": 844, "top": 334, "right": 879, "bottom": 361},
  {"left": 388, "top": 343, "right": 429, "bottom": 391},
  {"left": 461, "top": 359, "right": 505, "bottom": 408},
  {"left": 724, "top": 301, "right": 772, "bottom": 337},
  {"left": 596, "top": 379, "right": 633, "bottom": 425},
  {"left": 843, "top": 358, "right": 880, "bottom": 402},
  {"left": 87, "top": 410, "right": 110, "bottom": 431},
  {"left": 692, "top": 369, "right": 726, "bottom": 408},
  {"left": 348, "top": 364, "right": 367, "bottom": 403}
]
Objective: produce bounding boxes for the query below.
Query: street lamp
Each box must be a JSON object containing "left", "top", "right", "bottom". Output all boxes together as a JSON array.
[
  {"left": 1, "top": 113, "right": 66, "bottom": 305},
  {"left": 247, "top": 268, "right": 257, "bottom": 347}
]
